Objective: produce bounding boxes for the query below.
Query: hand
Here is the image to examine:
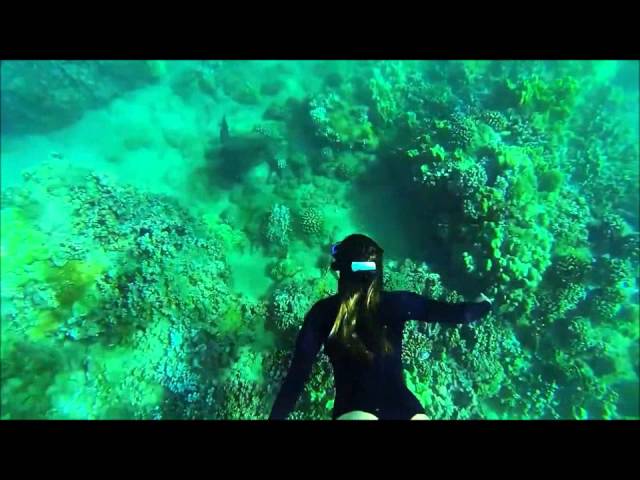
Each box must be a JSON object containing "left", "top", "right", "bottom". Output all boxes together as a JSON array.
[{"left": 474, "top": 292, "right": 493, "bottom": 305}]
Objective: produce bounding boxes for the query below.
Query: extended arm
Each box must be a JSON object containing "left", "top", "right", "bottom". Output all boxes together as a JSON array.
[
  {"left": 269, "top": 307, "right": 324, "bottom": 420},
  {"left": 395, "top": 290, "right": 492, "bottom": 324}
]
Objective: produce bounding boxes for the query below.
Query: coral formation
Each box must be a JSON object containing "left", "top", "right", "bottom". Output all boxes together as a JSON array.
[{"left": 1, "top": 60, "right": 637, "bottom": 419}]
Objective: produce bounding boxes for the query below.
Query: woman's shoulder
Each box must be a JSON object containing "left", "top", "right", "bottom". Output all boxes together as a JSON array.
[
  {"left": 304, "top": 295, "right": 340, "bottom": 335},
  {"left": 381, "top": 290, "right": 412, "bottom": 302},
  {"left": 380, "top": 290, "right": 424, "bottom": 313},
  {"left": 311, "top": 293, "right": 340, "bottom": 313},
  {"left": 309, "top": 291, "right": 410, "bottom": 317}
]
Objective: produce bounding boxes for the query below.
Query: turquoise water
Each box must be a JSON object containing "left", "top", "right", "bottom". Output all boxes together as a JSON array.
[{"left": 0, "top": 60, "right": 638, "bottom": 419}]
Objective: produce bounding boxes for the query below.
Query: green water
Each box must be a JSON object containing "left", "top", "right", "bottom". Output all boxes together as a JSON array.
[{"left": 0, "top": 60, "right": 638, "bottom": 420}]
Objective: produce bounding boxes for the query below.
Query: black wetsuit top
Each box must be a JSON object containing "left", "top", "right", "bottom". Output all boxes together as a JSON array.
[{"left": 270, "top": 290, "right": 492, "bottom": 420}]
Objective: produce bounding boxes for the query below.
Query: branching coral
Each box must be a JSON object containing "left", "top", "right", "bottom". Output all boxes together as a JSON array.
[
  {"left": 265, "top": 203, "right": 292, "bottom": 248},
  {"left": 309, "top": 92, "right": 379, "bottom": 151},
  {"left": 270, "top": 280, "right": 314, "bottom": 333}
]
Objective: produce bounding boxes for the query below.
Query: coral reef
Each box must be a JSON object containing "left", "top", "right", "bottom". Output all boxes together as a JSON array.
[
  {"left": 1, "top": 60, "right": 637, "bottom": 419},
  {"left": 1, "top": 61, "right": 163, "bottom": 135}
]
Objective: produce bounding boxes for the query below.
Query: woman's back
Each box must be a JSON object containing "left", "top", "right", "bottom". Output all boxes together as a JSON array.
[{"left": 270, "top": 290, "right": 492, "bottom": 419}]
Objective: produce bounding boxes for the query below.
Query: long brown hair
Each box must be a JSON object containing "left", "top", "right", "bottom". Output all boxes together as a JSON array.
[{"left": 328, "top": 234, "right": 391, "bottom": 361}]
